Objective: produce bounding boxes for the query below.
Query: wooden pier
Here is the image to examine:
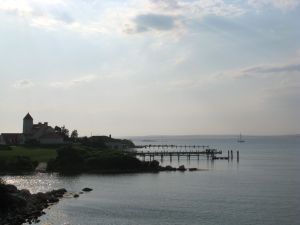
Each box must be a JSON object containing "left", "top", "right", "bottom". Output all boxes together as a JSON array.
[
  {"left": 136, "top": 144, "right": 210, "bottom": 149},
  {"left": 128, "top": 146, "right": 239, "bottom": 161},
  {"left": 131, "top": 149, "right": 227, "bottom": 161}
]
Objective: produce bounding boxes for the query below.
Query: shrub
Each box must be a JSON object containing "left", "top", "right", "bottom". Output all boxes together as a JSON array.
[
  {"left": 47, "top": 146, "right": 160, "bottom": 173},
  {"left": 0, "top": 145, "right": 12, "bottom": 151},
  {"left": 48, "top": 146, "right": 86, "bottom": 172},
  {"left": 6, "top": 156, "right": 35, "bottom": 172},
  {"left": 0, "top": 157, "right": 36, "bottom": 172}
]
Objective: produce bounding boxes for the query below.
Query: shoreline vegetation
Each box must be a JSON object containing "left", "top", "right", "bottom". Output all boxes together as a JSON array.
[
  {"left": 0, "top": 136, "right": 198, "bottom": 175},
  {"left": 0, "top": 136, "right": 199, "bottom": 224}
]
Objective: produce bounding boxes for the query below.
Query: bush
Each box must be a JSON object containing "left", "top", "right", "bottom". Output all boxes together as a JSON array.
[
  {"left": 0, "top": 145, "right": 12, "bottom": 151},
  {"left": 6, "top": 156, "right": 35, "bottom": 172},
  {"left": 0, "top": 157, "right": 36, "bottom": 172},
  {"left": 47, "top": 146, "right": 159, "bottom": 173},
  {"left": 47, "top": 146, "right": 86, "bottom": 172}
]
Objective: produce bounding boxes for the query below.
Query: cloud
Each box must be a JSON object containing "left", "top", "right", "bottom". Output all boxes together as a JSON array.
[
  {"left": 127, "top": 0, "right": 245, "bottom": 34},
  {"left": 0, "top": 0, "right": 100, "bottom": 34},
  {"left": 13, "top": 79, "right": 34, "bottom": 89},
  {"left": 248, "top": 0, "right": 300, "bottom": 10},
  {"left": 166, "top": 58, "right": 300, "bottom": 90},
  {"left": 49, "top": 74, "right": 97, "bottom": 88},
  {"left": 235, "top": 60, "right": 300, "bottom": 78},
  {"left": 1, "top": 0, "right": 297, "bottom": 37},
  {"left": 0, "top": 1, "right": 71, "bottom": 29},
  {"left": 0, "top": 0, "right": 246, "bottom": 36},
  {"left": 149, "top": 0, "right": 245, "bottom": 17},
  {"left": 133, "top": 13, "right": 177, "bottom": 32}
]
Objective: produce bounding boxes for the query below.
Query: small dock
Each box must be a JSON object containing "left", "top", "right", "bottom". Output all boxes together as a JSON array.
[
  {"left": 129, "top": 145, "right": 239, "bottom": 161},
  {"left": 136, "top": 144, "right": 210, "bottom": 149}
]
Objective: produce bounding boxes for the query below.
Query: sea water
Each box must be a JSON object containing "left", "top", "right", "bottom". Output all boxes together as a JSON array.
[{"left": 2, "top": 135, "right": 300, "bottom": 225}]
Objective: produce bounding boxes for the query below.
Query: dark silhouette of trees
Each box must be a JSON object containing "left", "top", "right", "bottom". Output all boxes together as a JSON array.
[
  {"left": 54, "top": 126, "right": 69, "bottom": 140},
  {"left": 70, "top": 130, "right": 78, "bottom": 142},
  {"left": 47, "top": 146, "right": 160, "bottom": 173}
]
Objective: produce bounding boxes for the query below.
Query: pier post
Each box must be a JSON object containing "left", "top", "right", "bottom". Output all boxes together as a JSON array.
[
  {"left": 237, "top": 150, "right": 239, "bottom": 161},
  {"left": 231, "top": 150, "right": 233, "bottom": 160}
]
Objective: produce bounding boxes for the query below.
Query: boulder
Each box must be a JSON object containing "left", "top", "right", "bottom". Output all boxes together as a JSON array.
[
  {"left": 0, "top": 183, "right": 67, "bottom": 225},
  {"left": 4, "top": 184, "right": 18, "bottom": 193},
  {"left": 178, "top": 165, "right": 186, "bottom": 171},
  {"left": 82, "top": 187, "right": 93, "bottom": 192},
  {"left": 164, "top": 165, "right": 176, "bottom": 171}
]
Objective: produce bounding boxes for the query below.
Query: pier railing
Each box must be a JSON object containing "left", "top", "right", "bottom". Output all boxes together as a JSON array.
[{"left": 126, "top": 145, "right": 239, "bottom": 161}]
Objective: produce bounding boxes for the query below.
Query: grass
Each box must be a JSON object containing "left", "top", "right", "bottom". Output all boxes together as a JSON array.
[{"left": 0, "top": 146, "right": 58, "bottom": 162}]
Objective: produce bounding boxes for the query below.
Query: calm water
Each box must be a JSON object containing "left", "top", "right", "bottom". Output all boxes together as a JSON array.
[{"left": 2, "top": 135, "right": 300, "bottom": 225}]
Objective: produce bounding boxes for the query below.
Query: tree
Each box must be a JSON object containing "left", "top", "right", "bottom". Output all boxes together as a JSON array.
[
  {"left": 54, "top": 126, "right": 62, "bottom": 133},
  {"left": 70, "top": 130, "right": 78, "bottom": 142},
  {"left": 61, "top": 126, "right": 69, "bottom": 138}
]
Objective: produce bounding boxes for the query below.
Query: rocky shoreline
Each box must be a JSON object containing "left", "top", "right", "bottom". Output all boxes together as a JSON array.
[{"left": 0, "top": 183, "right": 67, "bottom": 225}]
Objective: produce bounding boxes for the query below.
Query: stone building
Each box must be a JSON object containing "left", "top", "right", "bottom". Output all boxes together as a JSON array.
[{"left": 0, "top": 113, "right": 64, "bottom": 145}]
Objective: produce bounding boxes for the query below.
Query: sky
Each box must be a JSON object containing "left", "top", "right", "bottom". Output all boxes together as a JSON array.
[{"left": 0, "top": 0, "right": 299, "bottom": 136}]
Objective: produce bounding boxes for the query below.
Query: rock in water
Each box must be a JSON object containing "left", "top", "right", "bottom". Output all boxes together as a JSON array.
[
  {"left": 82, "top": 187, "right": 93, "bottom": 192},
  {"left": 178, "top": 165, "right": 186, "bottom": 171},
  {"left": 0, "top": 183, "right": 67, "bottom": 225}
]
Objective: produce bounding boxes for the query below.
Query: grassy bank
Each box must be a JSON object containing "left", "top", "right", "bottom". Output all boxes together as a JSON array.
[{"left": 0, "top": 146, "right": 57, "bottom": 162}]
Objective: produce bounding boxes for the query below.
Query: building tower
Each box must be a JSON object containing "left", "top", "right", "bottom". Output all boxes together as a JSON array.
[{"left": 23, "top": 113, "right": 33, "bottom": 134}]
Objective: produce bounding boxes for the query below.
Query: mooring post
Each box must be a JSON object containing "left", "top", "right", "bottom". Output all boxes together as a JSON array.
[
  {"left": 228, "top": 150, "right": 229, "bottom": 159},
  {"left": 231, "top": 150, "right": 233, "bottom": 160},
  {"left": 237, "top": 150, "right": 239, "bottom": 161}
]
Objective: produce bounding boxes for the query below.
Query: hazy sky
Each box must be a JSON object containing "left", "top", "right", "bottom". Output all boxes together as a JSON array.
[{"left": 0, "top": 0, "right": 299, "bottom": 136}]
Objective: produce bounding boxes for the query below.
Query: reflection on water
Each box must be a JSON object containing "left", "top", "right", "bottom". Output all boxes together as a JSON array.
[{"left": 1, "top": 135, "right": 300, "bottom": 225}]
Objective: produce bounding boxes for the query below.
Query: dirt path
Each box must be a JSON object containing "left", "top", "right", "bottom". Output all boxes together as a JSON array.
[{"left": 35, "top": 162, "right": 47, "bottom": 172}]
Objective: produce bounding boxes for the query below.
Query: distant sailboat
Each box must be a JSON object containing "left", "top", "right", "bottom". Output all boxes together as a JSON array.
[{"left": 237, "top": 133, "right": 245, "bottom": 143}]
